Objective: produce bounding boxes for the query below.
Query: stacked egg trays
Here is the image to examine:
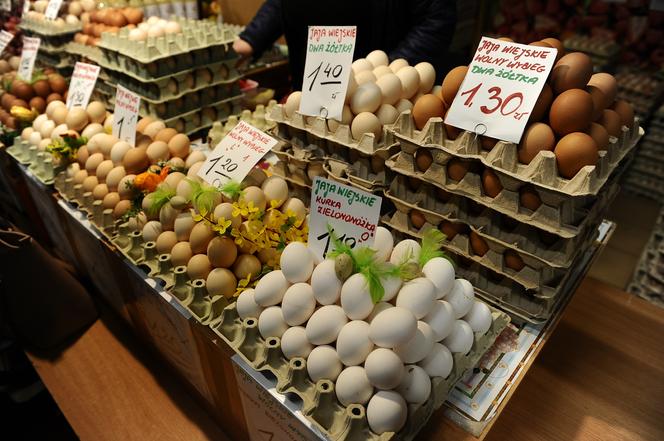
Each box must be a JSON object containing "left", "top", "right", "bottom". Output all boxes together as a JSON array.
[
  {"left": 624, "top": 105, "right": 664, "bottom": 203},
  {"left": 627, "top": 206, "right": 664, "bottom": 307},
  {"left": 208, "top": 102, "right": 277, "bottom": 147},
  {"left": 213, "top": 238, "right": 510, "bottom": 440},
  {"left": 6, "top": 136, "right": 59, "bottom": 184},
  {"left": 19, "top": 18, "right": 80, "bottom": 78}
]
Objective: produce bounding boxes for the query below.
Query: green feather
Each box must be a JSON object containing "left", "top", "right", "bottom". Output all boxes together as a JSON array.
[
  {"left": 187, "top": 179, "right": 221, "bottom": 215},
  {"left": 220, "top": 180, "right": 243, "bottom": 199},
  {"left": 147, "top": 185, "right": 175, "bottom": 216}
]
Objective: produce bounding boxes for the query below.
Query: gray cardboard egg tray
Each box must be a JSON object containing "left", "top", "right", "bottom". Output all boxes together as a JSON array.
[
  {"left": 212, "top": 301, "right": 509, "bottom": 441},
  {"left": 384, "top": 146, "right": 622, "bottom": 239},
  {"left": 268, "top": 104, "right": 398, "bottom": 156},
  {"left": 390, "top": 111, "right": 643, "bottom": 197},
  {"left": 102, "top": 59, "right": 240, "bottom": 102},
  {"left": 19, "top": 18, "right": 82, "bottom": 37},
  {"left": 208, "top": 103, "right": 278, "bottom": 147},
  {"left": 65, "top": 41, "right": 103, "bottom": 64},
  {"left": 383, "top": 174, "right": 605, "bottom": 269},
  {"left": 97, "top": 19, "right": 236, "bottom": 65},
  {"left": 6, "top": 138, "right": 58, "bottom": 185}
]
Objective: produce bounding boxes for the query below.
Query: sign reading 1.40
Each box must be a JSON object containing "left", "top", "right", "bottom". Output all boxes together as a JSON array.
[
  {"left": 299, "top": 26, "right": 356, "bottom": 121},
  {"left": 445, "top": 36, "right": 557, "bottom": 144}
]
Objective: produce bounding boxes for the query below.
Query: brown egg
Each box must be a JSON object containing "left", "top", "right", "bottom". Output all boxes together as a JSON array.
[
  {"left": 168, "top": 134, "right": 190, "bottom": 159},
  {"left": 93, "top": 183, "right": 109, "bottom": 200},
  {"left": 232, "top": 254, "right": 261, "bottom": 281},
  {"left": 447, "top": 159, "right": 470, "bottom": 181},
  {"left": 529, "top": 41, "right": 552, "bottom": 48},
  {"left": 436, "top": 187, "right": 452, "bottom": 202},
  {"left": 77, "top": 146, "right": 90, "bottom": 166},
  {"left": 409, "top": 210, "right": 426, "bottom": 229},
  {"left": 540, "top": 38, "right": 565, "bottom": 61},
  {"left": 587, "top": 123, "right": 609, "bottom": 150},
  {"left": 241, "top": 186, "right": 267, "bottom": 212},
  {"left": 482, "top": 169, "right": 503, "bottom": 198},
  {"left": 82, "top": 175, "right": 99, "bottom": 192},
  {"left": 73, "top": 170, "right": 88, "bottom": 184},
  {"left": 585, "top": 85, "right": 606, "bottom": 121},
  {"left": 549, "top": 89, "right": 593, "bottom": 136},
  {"left": 519, "top": 185, "right": 541, "bottom": 211},
  {"left": 171, "top": 242, "right": 193, "bottom": 267},
  {"left": 415, "top": 148, "right": 433, "bottom": 172},
  {"left": 102, "top": 192, "right": 121, "bottom": 210},
  {"left": 441, "top": 66, "right": 468, "bottom": 105},
  {"left": 32, "top": 80, "right": 51, "bottom": 98},
  {"left": 529, "top": 84, "right": 553, "bottom": 122},
  {"left": 154, "top": 127, "right": 178, "bottom": 143},
  {"left": 370, "top": 155, "right": 385, "bottom": 174},
  {"left": 206, "top": 268, "right": 237, "bottom": 298},
  {"left": 48, "top": 75, "right": 67, "bottom": 95},
  {"left": 29, "top": 97, "right": 46, "bottom": 113},
  {"left": 122, "top": 147, "right": 150, "bottom": 174},
  {"left": 443, "top": 108, "right": 461, "bottom": 140},
  {"left": 207, "top": 236, "right": 237, "bottom": 268},
  {"left": 123, "top": 8, "right": 144, "bottom": 25},
  {"left": 611, "top": 100, "right": 634, "bottom": 127},
  {"left": 550, "top": 52, "right": 593, "bottom": 94},
  {"left": 407, "top": 176, "right": 422, "bottom": 192},
  {"left": 47, "top": 93, "right": 63, "bottom": 104},
  {"left": 11, "top": 81, "right": 33, "bottom": 101},
  {"left": 190, "top": 222, "right": 215, "bottom": 254},
  {"left": 469, "top": 231, "right": 489, "bottom": 257},
  {"left": 480, "top": 136, "right": 497, "bottom": 151},
  {"left": 412, "top": 94, "right": 445, "bottom": 130},
  {"left": 587, "top": 73, "right": 617, "bottom": 109},
  {"left": 156, "top": 231, "right": 178, "bottom": 255},
  {"left": 598, "top": 109, "right": 622, "bottom": 137},
  {"left": 504, "top": 250, "right": 525, "bottom": 271},
  {"left": 187, "top": 254, "right": 212, "bottom": 280},
  {"left": 113, "top": 199, "right": 131, "bottom": 219},
  {"left": 146, "top": 141, "right": 169, "bottom": 163},
  {"left": 554, "top": 132, "right": 598, "bottom": 179},
  {"left": 439, "top": 220, "right": 465, "bottom": 240},
  {"left": 497, "top": 37, "right": 514, "bottom": 42},
  {"left": 518, "top": 122, "right": 555, "bottom": 164},
  {"left": 136, "top": 117, "right": 154, "bottom": 134}
]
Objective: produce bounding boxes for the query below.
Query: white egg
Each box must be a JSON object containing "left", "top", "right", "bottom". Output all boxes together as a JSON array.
[
  {"left": 32, "top": 114, "right": 47, "bottom": 131},
  {"left": 39, "top": 120, "right": 56, "bottom": 139},
  {"left": 372, "top": 226, "right": 394, "bottom": 262},
  {"left": 50, "top": 123, "right": 69, "bottom": 141},
  {"left": 147, "top": 26, "right": 164, "bottom": 38},
  {"left": 258, "top": 306, "right": 288, "bottom": 339},
  {"left": 366, "top": 302, "right": 392, "bottom": 322},
  {"left": 142, "top": 220, "right": 162, "bottom": 242},
  {"left": 395, "top": 98, "right": 414, "bottom": 113},
  {"left": 350, "top": 82, "right": 382, "bottom": 114},
  {"left": 340, "top": 273, "right": 374, "bottom": 320},
  {"left": 376, "top": 104, "right": 400, "bottom": 125},
  {"left": 281, "top": 326, "right": 313, "bottom": 360},
  {"left": 310, "top": 259, "right": 342, "bottom": 305},
  {"left": 463, "top": 301, "right": 492, "bottom": 334},
  {"left": 128, "top": 28, "right": 147, "bottom": 41},
  {"left": 397, "top": 66, "right": 420, "bottom": 99},
  {"left": 396, "top": 365, "right": 431, "bottom": 404},
  {"left": 414, "top": 62, "right": 436, "bottom": 93},
  {"left": 164, "top": 21, "right": 182, "bottom": 34},
  {"left": 280, "top": 242, "right": 314, "bottom": 283},
  {"left": 369, "top": 306, "right": 417, "bottom": 348},
  {"left": 254, "top": 270, "right": 290, "bottom": 307},
  {"left": 351, "top": 58, "right": 373, "bottom": 74},
  {"left": 21, "top": 127, "right": 33, "bottom": 141},
  {"left": 147, "top": 16, "right": 160, "bottom": 25},
  {"left": 366, "top": 50, "right": 389, "bottom": 68},
  {"left": 418, "top": 343, "right": 453, "bottom": 378},
  {"left": 367, "top": 390, "right": 407, "bottom": 434},
  {"left": 376, "top": 73, "right": 402, "bottom": 105},
  {"left": 380, "top": 275, "right": 402, "bottom": 302},
  {"left": 305, "top": 305, "right": 348, "bottom": 345},
  {"left": 423, "top": 300, "right": 455, "bottom": 341},
  {"left": 395, "top": 277, "right": 435, "bottom": 319},
  {"left": 81, "top": 123, "right": 104, "bottom": 139},
  {"left": 236, "top": 288, "right": 263, "bottom": 320},
  {"left": 393, "top": 321, "right": 434, "bottom": 364},
  {"left": 336, "top": 321, "right": 374, "bottom": 366},
  {"left": 29, "top": 131, "right": 42, "bottom": 146},
  {"left": 447, "top": 279, "right": 475, "bottom": 318},
  {"left": 307, "top": 345, "right": 342, "bottom": 382},
  {"left": 281, "top": 283, "right": 316, "bottom": 326},
  {"left": 283, "top": 91, "right": 302, "bottom": 118},
  {"left": 442, "top": 320, "right": 474, "bottom": 354},
  {"left": 423, "top": 257, "right": 455, "bottom": 299},
  {"left": 335, "top": 366, "right": 373, "bottom": 406},
  {"left": 390, "top": 239, "right": 421, "bottom": 265},
  {"left": 389, "top": 58, "right": 409, "bottom": 73},
  {"left": 365, "top": 348, "right": 404, "bottom": 389}
]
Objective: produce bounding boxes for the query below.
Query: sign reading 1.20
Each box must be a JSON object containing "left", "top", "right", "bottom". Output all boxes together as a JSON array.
[{"left": 459, "top": 83, "right": 528, "bottom": 121}]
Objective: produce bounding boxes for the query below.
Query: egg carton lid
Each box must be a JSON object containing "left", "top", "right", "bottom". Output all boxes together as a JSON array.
[
  {"left": 19, "top": 18, "right": 82, "bottom": 36},
  {"left": 390, "top": 110, "right": 644, "bottom": 197},
  {"left": 97, "top": 19, "right": 236, "bottom": 64},
  {"left": 268, "top": 104, "right": 397, "bottom": 156},
  {"left": 213, "top": 299, "right": 510, "bottom": 441}
]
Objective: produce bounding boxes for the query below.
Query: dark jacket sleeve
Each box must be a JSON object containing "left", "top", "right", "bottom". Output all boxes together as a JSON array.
[
  {"left": 389, "top": 0, "right": 457, "bottom": 66},
  {"left": 238, "top": 0, "right": 284, "bottom": 58}
]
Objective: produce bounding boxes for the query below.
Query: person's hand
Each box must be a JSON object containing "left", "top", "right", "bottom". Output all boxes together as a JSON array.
[{"left": 233, "top": 38, "right": 254, "bottom": 58}]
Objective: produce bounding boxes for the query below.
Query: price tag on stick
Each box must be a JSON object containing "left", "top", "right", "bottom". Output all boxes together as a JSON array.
[
  {"left": 112, "top": 85, "right": 140, "bottom": 146},
  {"left": 308, "top": 176, "right": 382, "bottom": 261},
  {"left": 445, "top": 36, "right": 557, "bottom": 143},
  {"left": 299, "top": 26, "right": 356, "bottom": 121},
  {"left": 198, "top": 121, "right": 277, "bottom": 186},
  {"left": 44, "top": 0, "right": 63, "bottom": 20},
  {"left": 67, "top": 62, "right": 100, "bottom": 109},
  {"left": 18, "top": 37, "right": 40, "bottom": 81},
  {"left": 0, "top": 30, "right": 14, "bottom": 55}
]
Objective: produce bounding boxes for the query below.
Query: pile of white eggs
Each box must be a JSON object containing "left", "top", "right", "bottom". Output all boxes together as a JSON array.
[
  {"left": 128, "top": 16, "right": 183, "bottom": 41},
  {"left": 282, "top": 50, "right": 438, "bottom": 143},
  {"left": 235, "top": 227, "right": 493, "bottom": 434}
]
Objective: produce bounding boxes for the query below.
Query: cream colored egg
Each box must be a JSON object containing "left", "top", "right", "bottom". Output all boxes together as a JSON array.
[
  {"left": 418, "top": 343, "right": 453, "bottom": 378},
  {"left": 92, "top": 183, "right": 109, "bottom": 200},
  {"left": 95, "top": 160, "right": 114, "bottom": 182},
  {"left": 310, "top": 259, "right": 342, "bottom": 305},
  {"left": 147, "top": 26, "right": 164, "bottom": 38},
  {"left": 279, "top": 242, "right": 314, "bottom": 283},
  {"left": 86, "top": 101, "right": 106, "bottom": 124},
  {"left": 142, "top": 220, "right": 162, "bottom": 242},
  {"left": 28, "top": 131, "right": 42, "bottom": 146},
  {"left": 367, "top": 390, "right": 407, "bottom": 434},
  {"left": 375, "top": 104, "right": 399, "bottom": 125},
  {"left": 170, "top": 241, "right": 193, "bottom": 267},
  {"left": 52, "top": 106, "right": 68, "bottom": 125},
  {"left": 102, "top": 192, "right": 120, "bottom": 210},
  {"left": 213, "top": 202, "right": 241, "bottom": 228},
  {"left": 240, "top": 186, "right": 266, "bottom": 212},
  {"left": 168, "top": 134, "right": 190, "bottom": 158},
  {"left": 87, "top": 133, "right": 109, "bottom": 155},
  {"left": 85, "top": 152, "right": 104, "bottom": 172},
  {"left": 82, "top": 176, "right": 98, "bottom": 192},
  {"left": 340, "top": 273, "right": 373, "bottom": 320},
  {"left": 254, "top": 270, "right": 290, "bottom": 307},
  {"left": 113, "top": 200, "right": 132, "bottom": 219},
  {"left": 422, "top": 257, "right": 455, "bottom": 298},
  {"left": 189, "top": 222, "right": 214, "bottom": 254},
  {"left": 366, "top": 50, "right": 389, "bottom": 68},
  {"left": 336, "top": 320, "right": 374, "bottom": 366},
  {"left": 162, "top": 171, "right": 185, "bottom": 190},
  {"left": 351, "top": 58, "right": 373, "bottom": 75},
  {"left": 351, "top": 112, "right": 382, "bottom": 141},
  {"left": 283, "top": 91, "right": 302, "bottom": 118},
  {"left": 21, "top": 127, "right": 34, "bottom": 141},
  {"left": 390, "top": 239, "right": 421, "bottom": 265},
  {"left": 110, "top": 141, "right": 132, "bottom": 165},
  {"left": 66, "top": 107, "right": 89, "bottom": 131},
  {"left": 369, "top": 306, "right": 417, "bottom": 348},
  {"left": 281, "top": 198, "right": 306, "bottom": 222},
  {"left": 305, "top": 305, "right": 348, "bottom": 345},
  {"left": 414, "top": 62, "right": 436, "bottom": 93},
  {"left": 280, "top": 326, "right": 313, "bottom": 360},
  {"left": 236, "top": 288, "right": 263, "bottom": 320},
  {"left": 32, "top": 114, "right": 48, "bottom": 131},
  {"left": 159, "top": 202, "right": 180, "bottom": 230},
  {"left": 174, "top": 179, "right": 193, "bottom": 200},
  {"left": 66, "top": 163, "right": 80, "bottom": 178},
  {"left": 442, "top": 320, "right": 473, "bottom": 353},
  {"left": 174, "top": 213, "right": 195, "bottom": 241},
  {"left": 355, "top": 70, "right": 377, "bottom": 85},
  {"left": 126, "top": 212, "right": 147, "bottom": 232},
  {"left": 350, "top": 82, "right": 382, "bottom": 114},
  {"left": 168, "top": 157, "right": 185, "bottom": 169},
  {"left": 129, "top": 28, "right": 147, "bottom": 41},
  {"left": 232, "top": 254, "right": 261, "bottom": 280},
  {"left": 463, "top": 301, "right": 492, "bottom": 334},
  {"left": 396, "top": 278, "right": 435, "bottom": 319},
  {"left": 345, "top": 74, "right": 358, "bottom": 103},
  {"left": 396, "top": 365, "right": 431, "bottom": 404},
  {"left": 446, "top": 279, "right": 474, "bottom": 318},
  {"left": 39, "top": 120, "right": 55, "bottom": 139},
  {"left": 144, "top": 120, "right": 166, "bottom": 140},
  {"left": 187, "top": 254, "right": 211, "bottom": 280},
  {"left": 327, "top": 105, "right": 352, "bottom": 133},
  {"left": 258, "top": 306, "right": 288, "bottom": 339},
  {"left": 186, "top": 162, "right": 204, "bottom": 180},
  {"left": 261, "top": 176, "right": 288, "bottom": 207},
  {"left": 397, "top": 66, "right": 420, "bottom": 99},
  {"left": 118, "top": 174, "right": 136, "bottom": 199},
  {"left": 81, "top": 123, "right": 104, "bottom": 139},
  {"left": 45, "top": 102, "right": 63, "bottom": 120},
  {"left": 105, "top": 166, "right": 126, "bottom": 191},
  {"left": 336, "top": 366, "right": 373, "bottom": 406},
  {"left": 73, "top": 170, "right": 88, "bottom": 184},
  {"left": 281, "top": 283, "right": 316, "bottom": 326},
  {"left": 394, "top": 321, "right": 434, "bottom": 363},
  {"left": 155, "top": 231, "right": 178, "bottom": 254},
  {"left": 136, "top": 117, "right": 154, "bottom": 134},
  {"left": 389, "top": 58, "right": 409, "bottom": 73},
  {"left": 307, "top": 345, "right": 342, "bottom": 382},
  {"left": 184, "top": 150, "right": 206, "bottom": 168},
  {"left": 395, "top": 98, "right": 413, "bottom": 113},
  {"left": 206, "top": 268, "right": 237, "bottom": 297},
  {"left": 364, "top": 348, "right": 404, "bottom": 389},
  {"left": 146, "top": 141, "right": 169, "bottom": 163},
  {"left": 38, "top": 138, "right": 51, "bottom": 151},
  {"left": 423, "top": 300, "right": 455, "bottom": 341},
  {"left": 376, "top": 73, "right": 402, "bottom": 105},
  {"left": 103, "top": 114, "right": 114, "bottom": 132},
  {"left": 373, "top": 65, "right": 393, "bottom": 79},
  {"left": 372, "top": 226, "right": 394, "bottom": 262}
]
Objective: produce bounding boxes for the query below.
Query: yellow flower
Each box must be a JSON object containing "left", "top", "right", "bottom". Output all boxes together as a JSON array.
[
  {"left": 270, "top": 200, "right": 282, "bottom": 209},
  {"left": 232, "top": 199, "right": 260, "bottom": 219},
  {"left": 192, "top": 213, "right": 204, "bottom": 222},
  {"left": 213, "top": 217, "right": 232, "bottom": 235}
]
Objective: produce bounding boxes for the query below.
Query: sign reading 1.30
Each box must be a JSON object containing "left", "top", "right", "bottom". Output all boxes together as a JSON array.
[{"left": 459, "top": 83, "right": 528, "bottom": 121}]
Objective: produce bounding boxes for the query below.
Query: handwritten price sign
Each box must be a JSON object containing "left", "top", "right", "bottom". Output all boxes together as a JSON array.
[
  {"left": 44, "top": 0, "right": 63, "bottom": 20},
  {"left": 18, "top": 37, "right": 40, "bottom": 81},
  {"left": 299, "top": 26, "right": 356, "bottom": 121},
  {"left": 0, "top": 31, "right": 13, "bottom": 55},
  {"left": 67, "top": 62, "right": 100, "bottom": 109},
  {"left": 308, "top": 177, "right": 381, "bottom": 261},
  {"left": 112, "top": 85, "right": 140, "bottom": 146},
  {"left": 445, "top": 36, "right": 557, "bottom": 143},
  {"left": 198, "top": 121, "right": 277, "bottom": 186}
]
